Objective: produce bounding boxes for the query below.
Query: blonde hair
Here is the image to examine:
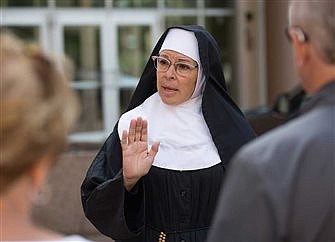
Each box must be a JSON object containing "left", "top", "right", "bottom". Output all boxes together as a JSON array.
[{"left": 0, "top": 32, "right": 80, "bottom": 194}]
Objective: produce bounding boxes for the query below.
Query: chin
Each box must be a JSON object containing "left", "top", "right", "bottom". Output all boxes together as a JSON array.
[
  {"left": 162, "top": 98, "right": 177, "bottom": 105},
  {"left": 159, "top": 96, "right": 178, "bottom": 106}
]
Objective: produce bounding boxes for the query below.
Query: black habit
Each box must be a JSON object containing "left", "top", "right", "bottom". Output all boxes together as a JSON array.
[{"left": 81, "top": 25, "right": 255, "bottom": 242}]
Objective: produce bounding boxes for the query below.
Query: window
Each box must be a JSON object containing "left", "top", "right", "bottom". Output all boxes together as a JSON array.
[
  {"left": 1, "top": 0, "right": 47, "bottom": 7},
  {"left": 165, "top": 0, "right": 196, "bottom": 8},
  {"left": 165, "top": 16, "right": 197, "bottom": 28},
  {"left": 56, "top": 0, "right": 104, "bottom": 7},
  {"left": 113, "top": 0, "right": 156, "bottom": 8},
  {"left": 205, "top": 0, "right": 234, "bottom": 8},
  {"left": 118, "top": 25, "right": 152, "bottom": 114},
  {"left": 64, "top": 26, "right": 103, "bottom": 132},
  {"left": 206, "top": 16, "right": 235, "bottom": 92}
]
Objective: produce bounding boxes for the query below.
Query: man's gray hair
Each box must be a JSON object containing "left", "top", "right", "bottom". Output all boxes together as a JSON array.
[{"left": 289, "top": 1, "right": 335, "bottom": 64}]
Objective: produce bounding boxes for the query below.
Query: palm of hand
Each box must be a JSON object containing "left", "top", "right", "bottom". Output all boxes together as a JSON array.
[
  {"left": 121, "top": 117, "right": 160, "bottom": 189},
  {"left": 122, "top": 139, "right": 152, "bottom": 180}
]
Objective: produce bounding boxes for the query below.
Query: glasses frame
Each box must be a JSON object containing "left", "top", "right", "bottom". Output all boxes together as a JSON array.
[
  {"left": 285, "top": 26, "right": 310, "bottom": 43},
  {"left": 151, "top": 55, "right": 198, "bottom": 77}
]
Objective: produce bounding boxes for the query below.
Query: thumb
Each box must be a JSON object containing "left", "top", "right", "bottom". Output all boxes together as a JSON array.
[{"left": 148, "top": 141, "right": 160, "bottom": 158}]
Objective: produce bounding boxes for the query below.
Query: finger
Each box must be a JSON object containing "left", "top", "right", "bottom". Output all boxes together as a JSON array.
[
  {"left": 121, "top": 130, "right": 128, "bottom": 148},
  {"left": 128, "top": 119, "right": 136, "bottom": 144},
  {"left": 141, "top": 119, "right": 148, "bottom": 142},
  {"left": 148, "top": 141, "right": 160, "bottom": 158},
  {"left": 135, "top": 117, "right": 142, "bottom": 141}
]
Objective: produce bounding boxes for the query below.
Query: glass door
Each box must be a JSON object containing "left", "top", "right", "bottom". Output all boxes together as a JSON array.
[
  {"left": 117, "top": 25, "right": 153, "bottom": 113},
  {"left": 54, "top": 10, "right": 159, "bottom": 142},
  {"left": 105, "top": 12, "right": 160, "bottom": 133},
  {"left": 53, "top": 11, "right": 106, "bottom": 142}
]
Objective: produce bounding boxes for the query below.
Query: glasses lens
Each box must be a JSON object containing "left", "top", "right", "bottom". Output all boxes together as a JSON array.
[
  {"left": 176, "top": 63, "right": 193, "bottom": 76},
  {"left": 156, "top": 57, "right": 170, "bottom": 71}
]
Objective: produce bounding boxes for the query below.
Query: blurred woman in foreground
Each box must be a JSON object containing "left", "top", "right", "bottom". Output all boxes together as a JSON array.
[{"left": 0, "top": 32, "right": 88, "bottom": 241}]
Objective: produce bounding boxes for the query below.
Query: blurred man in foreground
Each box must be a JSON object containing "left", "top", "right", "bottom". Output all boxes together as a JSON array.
[{"left": 207, "top": 1, "right": 335, "bottom": 241}]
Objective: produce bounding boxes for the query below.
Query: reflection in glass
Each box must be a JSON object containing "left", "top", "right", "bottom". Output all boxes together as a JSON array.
[
  {"left": 56, "top": 0, "right": 104, "bottom": 7},
  {"left": 165, "top": 16, "right": 197, "bottom": 28},
  {"left": 165, "top": 0, "right": 196, "bottom": 8},
  {"left": 1, "top": 26, "right": 39, "bottom": 43},
  {"left": 206, "top": 16, "right": 235, "bottom": 93},
  {"left": 64, "top": 26, "right": 103, "bottom": 132},
  {"left": 205, "top": 0, "right": 234, "bottom": 8},
  {"left": 113, "top": 0, "right": 156, "bottom": 8},
  {"left": 118, "top": 26, "right": 151, "bottom": 81},
  {"left": 0, "top": 0, "right": 47, "bottom": 7}
]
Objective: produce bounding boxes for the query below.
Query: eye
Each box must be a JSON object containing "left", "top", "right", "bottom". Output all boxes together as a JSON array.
[
  {"left": 157, "top": 58, "right": 170, "bottom": 66},
  {"left": 177, "top": 63, "right": 192, "bottom": 71}
]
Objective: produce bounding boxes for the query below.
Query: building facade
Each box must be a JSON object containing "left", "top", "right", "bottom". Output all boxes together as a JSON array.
[{"left": 1, "top": 0, "right": 296, "bottom": 143}]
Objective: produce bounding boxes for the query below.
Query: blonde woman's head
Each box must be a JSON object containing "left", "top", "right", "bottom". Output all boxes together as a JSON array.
[{"left": 0, "top": 31, "right": 79, "bottom": 194}]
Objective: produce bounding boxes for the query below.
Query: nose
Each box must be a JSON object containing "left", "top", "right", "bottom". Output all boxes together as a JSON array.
[{"left": 165, "top": 64, "right": 176, "bottom": 79}]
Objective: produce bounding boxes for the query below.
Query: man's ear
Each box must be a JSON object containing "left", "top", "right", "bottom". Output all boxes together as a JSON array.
[{"left": 291, "top": 33, "right": 310, "bottom": 67}]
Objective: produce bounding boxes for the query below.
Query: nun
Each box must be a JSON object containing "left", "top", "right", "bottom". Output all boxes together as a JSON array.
[{"left": 81, "top": 25, "right": 255, "bottom": 242}]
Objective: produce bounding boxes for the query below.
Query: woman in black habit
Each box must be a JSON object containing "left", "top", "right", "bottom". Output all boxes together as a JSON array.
[{"left": 81, "top": 25, "right": 255, "bottom": 242}]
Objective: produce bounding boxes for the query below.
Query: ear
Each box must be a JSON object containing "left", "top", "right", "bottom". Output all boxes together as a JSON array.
[
  {"left": 29, "top": 155, "right": 54, "bottom": 190},
  {"left": 291, "top": 33, "right": 310, "bottom": 67}
]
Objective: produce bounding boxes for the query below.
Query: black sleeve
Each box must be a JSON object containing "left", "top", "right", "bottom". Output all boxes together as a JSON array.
[{"left": 80, "top": 131, "right": 145, "bottom": 240}]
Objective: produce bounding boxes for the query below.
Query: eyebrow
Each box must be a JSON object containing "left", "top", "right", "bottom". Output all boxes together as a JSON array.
[{"left": 159, "top": 54, "right": 195, "bottom": 63}]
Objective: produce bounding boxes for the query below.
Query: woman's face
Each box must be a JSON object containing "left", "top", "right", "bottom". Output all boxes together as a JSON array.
[{"left": 156, "top": 50, "right": 198, "bottom": 105}]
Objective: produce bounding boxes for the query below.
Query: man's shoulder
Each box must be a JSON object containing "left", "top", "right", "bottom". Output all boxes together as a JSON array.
[
  {"left": 236, "top": 108, "right": 332, "bottom": 165},
  {"left": 240, "top": 118, "right": 304, "bottom": 155}
]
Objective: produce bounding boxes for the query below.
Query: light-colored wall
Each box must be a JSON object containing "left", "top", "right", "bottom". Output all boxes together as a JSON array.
[{"left": 265, "top": 0, "right": 299, "bottom": 105}]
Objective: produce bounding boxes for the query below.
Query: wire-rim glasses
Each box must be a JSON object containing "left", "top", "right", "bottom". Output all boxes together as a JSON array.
[{"left": 152, "top": 56, "right": 198, "bottom": 77}]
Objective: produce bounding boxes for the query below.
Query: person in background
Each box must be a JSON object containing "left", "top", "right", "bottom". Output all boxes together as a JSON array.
[
  {"left": 81, "top": 25, "right": 255, "bottom": 242},
  {"left": 0, "top": 32, "right": 89, "bottom": 241},
  {"left": 208, "top": 1, "right": 335, "bottom": 241}
]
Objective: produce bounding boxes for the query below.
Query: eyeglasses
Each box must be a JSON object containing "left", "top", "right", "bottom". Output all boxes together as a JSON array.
[
  {"left": 152, "top": 56, "right": 198, "bottom": 77},
  {"left": 285, "top": 26, "right": 310, "bottom": 43}
]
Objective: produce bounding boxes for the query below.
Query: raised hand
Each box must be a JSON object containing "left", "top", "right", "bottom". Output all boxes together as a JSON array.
[{"left": 121, "top": 117, "right": 160, "bottom": 191}]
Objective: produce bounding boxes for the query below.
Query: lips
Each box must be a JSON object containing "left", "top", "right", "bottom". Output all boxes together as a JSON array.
[
  {"left": 160, "top": 85, "right": 178, "bottom": 97},
  {"left": 163, "top": 86, "right": 178, "bottom": 91}
]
